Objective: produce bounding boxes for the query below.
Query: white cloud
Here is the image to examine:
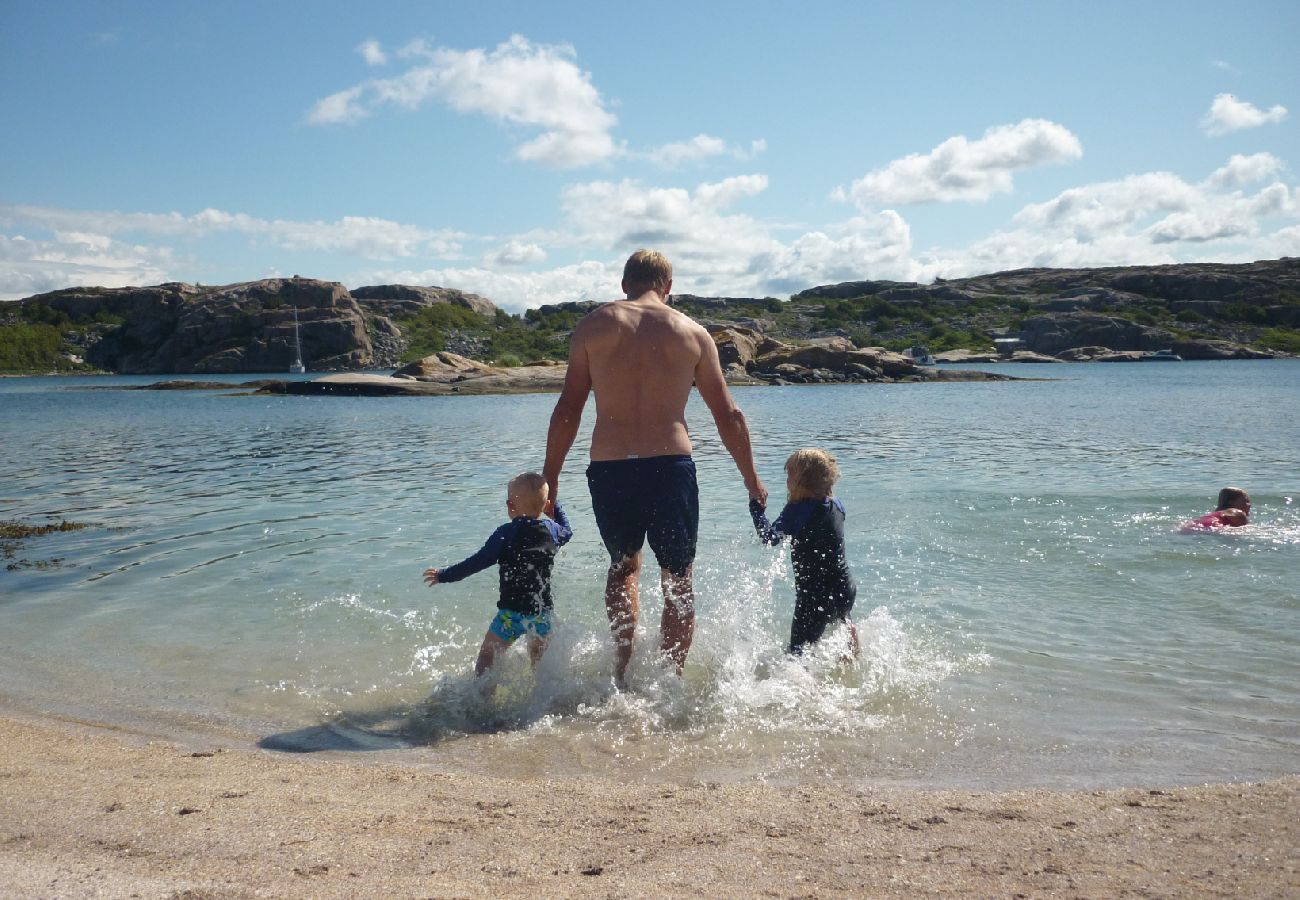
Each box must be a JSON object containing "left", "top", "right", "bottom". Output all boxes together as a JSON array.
[
  {"left": 759, "top": 212, "right": 916, "bottom": 292},
  {"left": 308, "top": 34, "right": 619, "bottom": 168},
  {"left": 1012, "top": 167, "right": 1295, "bottom": 249},
  {"left": 1203, "top": 152, "right": 1286, "bottom": 191},
  {"left": 0, "top": 233, "right": 173, "bottom": 301},
  {"left": 0, "top": 205, "right": 465, "bottom": 259},
  {"left": 555, "top": 175, "right": 921, "bottom": 297},
  {"left": 559, "top": 176, "right": 778, "bottom": 277},
  {"left": 307, "top": 86, "right": 367, "bottom": 125},
  {"left": 1262, "top": 223, "right": 1300, "bottom": 257},
  {"left": 645, "top": 134, "right": 767, "bottom": 168},
  {"left": 5, "top": 153, "right": 1296, "bottom": 310},
  {"left": 1014, "top": 172, "right": 1199, "bottom": 239},
  {"left": 646, "top": 134, "right": 727, "bottom": 167},
  {"left": 915, "top": 157, "right": 1298, "bottom": 277},
  {"left": 485, "top": 240, "right": 547, "bottom": 267},
  {"left": 1211, "top": 59, "right": 1238, "bottom": 73},
  {"left": 356, "top": 260, "right": 617, "bottom": 313},
  {"left": 839, "top": 119, "right": 1083, "bottom": 207},
  {"left": 357, "top": 39, "right": 387, "bottom": 66},
  {"left": 1201, "top": 93, "right": 1288, "bottom": 135},
  {"left": 695, "top": 174, "right": 769, "bottom": 208}
]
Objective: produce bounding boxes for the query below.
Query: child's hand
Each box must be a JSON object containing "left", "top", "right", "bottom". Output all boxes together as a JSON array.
[{"left": 423, "top": 567, "right": 440, "bottom": 586}]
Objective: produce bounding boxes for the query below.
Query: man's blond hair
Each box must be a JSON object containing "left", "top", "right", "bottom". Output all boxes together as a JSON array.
[
  {"left": 509, "top": 472, "right": 549, "bottom": 517},
  {"left": 785, "top": 448, "right": 840, "bottom": 502},
  {"left": 623, "top": 249, "right": 673, "bottom": 295}
]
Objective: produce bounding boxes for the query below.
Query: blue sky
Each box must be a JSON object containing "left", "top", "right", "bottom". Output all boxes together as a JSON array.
[{"left": 2, "top": 1, "right": 1297, "bottom": 310}]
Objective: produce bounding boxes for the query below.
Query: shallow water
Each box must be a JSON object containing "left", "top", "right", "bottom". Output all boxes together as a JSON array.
[{"left": 1, "top": 362, "right": 1297, "bottom": 788}]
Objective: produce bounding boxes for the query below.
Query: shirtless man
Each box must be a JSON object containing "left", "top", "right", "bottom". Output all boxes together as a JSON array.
[{"left": 543, "top": 250, "right": 767, "bottom": 686}]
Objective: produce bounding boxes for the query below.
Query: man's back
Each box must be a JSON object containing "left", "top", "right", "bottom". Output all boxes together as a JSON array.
[
  {"left": 543, "top": 249, "right": 765, "bottom": 684},
  {"left": 577, "top": 297, "right": 705, "bottom": 461}
]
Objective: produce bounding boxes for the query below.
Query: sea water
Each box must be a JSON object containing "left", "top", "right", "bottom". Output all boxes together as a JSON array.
[{"left": 0, "top": 362, "right": 1296, "bottom": 788}]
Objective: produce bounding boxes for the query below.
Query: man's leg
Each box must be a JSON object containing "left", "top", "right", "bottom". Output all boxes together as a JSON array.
[
  {"left": 659, "top": 566, "right": 694, "bottom": 673},
  {"left": 644, "top": 456, "right": 698, "bottom": 676},
  {"left": 605, "top": 552, "right": 641, "bottom": 688}
]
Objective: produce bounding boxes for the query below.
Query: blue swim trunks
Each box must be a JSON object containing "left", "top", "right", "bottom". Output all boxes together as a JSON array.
[
  {"left": 488, "top": 608, "right": 553, "bottom": 643},
  {"left": 586, "top": 454, "right": 699, "bottom": 577}
]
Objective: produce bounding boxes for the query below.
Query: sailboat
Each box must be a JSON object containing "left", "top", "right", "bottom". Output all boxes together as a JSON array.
[{"left": 289, "top": 307, "right": 306, "bottom": 374}]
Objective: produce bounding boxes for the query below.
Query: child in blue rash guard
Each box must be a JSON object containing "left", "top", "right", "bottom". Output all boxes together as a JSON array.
[
  {"left": 750, "top": 449, "right": 860, "bottom": 657},
  {"left": 423, "top": 472, "right": 573, "bottom": 676}
]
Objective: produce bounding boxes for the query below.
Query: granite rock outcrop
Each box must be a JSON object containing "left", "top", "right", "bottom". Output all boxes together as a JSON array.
[
  {"left": 350, "top": 284, "right": 498, "bottom": 317},
  {"left": 32, "top": 278, "right": 373, "bottom": 374}
]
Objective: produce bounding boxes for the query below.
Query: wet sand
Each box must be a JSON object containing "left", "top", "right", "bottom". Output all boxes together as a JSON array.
[{"left": 0, "top": 712, "right": 1295, "bottom": 898}]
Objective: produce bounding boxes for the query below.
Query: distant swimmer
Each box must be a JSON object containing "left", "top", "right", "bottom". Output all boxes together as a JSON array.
[
  {"left": 543, "top": 249, "right": 766, "bottom": 687},
  {"left": 1182, "top": 486, "right": 1251, "bottom": 531},
  {"left": 423, "top": 472, "right": 573, "bottom": 677},
  {"left": 750, "top": 448, "right": 860, "bottom": 658}
]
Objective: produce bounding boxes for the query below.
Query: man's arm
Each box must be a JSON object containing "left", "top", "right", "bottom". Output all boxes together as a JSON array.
[
  {"left": 694, "top": 330, "right": 767, "bottom": 505},
  {"left": 543, "top": 326, "right": 593, "bottom": 510}
]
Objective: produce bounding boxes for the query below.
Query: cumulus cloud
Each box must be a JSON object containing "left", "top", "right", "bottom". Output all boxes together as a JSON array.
[
  {"left": 758, "top": 213, "right": 915, "bottom": 293},
  {"left": 912, "top": 156, "right": 1298, "bottom": 277},
  {"left": 838, "top": 119, "right": 1083, "bottom": 207},
  {"left": 356, "top": 260, "right": 618, "bottom": 313},
  {"left": 645, "top": 134, "right": 767, "bottom": 168},
  {"left": 555, "top": 175, "right": 923, "bottom": 297},
  {"left": 1014, "top": 172, "right": 1200, "bottom": 239},
  {"left": 1201, "top": 93, "right": 1288, "bottom": 135},
  {"left": 0, "top": 232, "right": 174, "bottom": 301},
  {"left": 307, "top": 86, "right": 367, "bottom": 125},
  {"left": 559, "top": 176, "right": 779, "bottom": 279},
  {"left": 485, "top": 239, "right": 547, "bottom": 267},
  {"left": 6, "top": 153, "right": 1296, "bottom": 310},
  {"left": 0, "top": 204, "right": 464, "bottom": 259},
  {"left": 357, "top": 39, "right": 387, "bottom": 66},
  {"left": 308, "top": 34, "right": 619, "bottom": 168},
  {"left": 1203, "top": 152, "right": 1286, "bottom": 191},
  {"left": 351, "top": 174, "right": 915, "bottom": 309}
]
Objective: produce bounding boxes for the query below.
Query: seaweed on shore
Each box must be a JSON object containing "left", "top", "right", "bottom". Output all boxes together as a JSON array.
[{"left": 1, "top": 519, "right": 90, "bottom": 571}]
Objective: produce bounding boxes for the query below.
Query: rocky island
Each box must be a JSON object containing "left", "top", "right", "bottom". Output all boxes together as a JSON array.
[{"left": 2, "top": 259, "right": 1296, "bottom": 386}]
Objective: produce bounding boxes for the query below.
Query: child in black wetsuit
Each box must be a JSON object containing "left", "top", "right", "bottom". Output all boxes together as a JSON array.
[
  {"left": 750, "top": 449, "right": 859, "bottom": 656},
  {"left": 423, "top": 472, "right": 572, "bottom": 676}
]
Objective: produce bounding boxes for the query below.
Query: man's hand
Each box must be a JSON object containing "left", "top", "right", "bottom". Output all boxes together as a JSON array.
[
  {"left": 422, "top": 567, "right": 440, "bottom": 586},
  {"left": 746, "top": 477, "right": 768, "bottom": 507}
]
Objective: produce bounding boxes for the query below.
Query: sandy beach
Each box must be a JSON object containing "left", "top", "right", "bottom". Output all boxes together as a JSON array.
[{"left": 0, "top": 711, "right": 1293, "bottom": 898}]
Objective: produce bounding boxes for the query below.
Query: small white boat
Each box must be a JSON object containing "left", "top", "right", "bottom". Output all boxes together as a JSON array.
[
  {"left": 909, "top": 345, "right": 936, "bottom": 366},
  {"left": 289, "top": 308, "right": 306, "bottom": 374},
  {"left": 1140, "top": 349, "right": 1182, "bottom": 362}
]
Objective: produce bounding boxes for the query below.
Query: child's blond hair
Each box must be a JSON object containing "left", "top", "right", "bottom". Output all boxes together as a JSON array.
[
  {"left": 508, "top": 472, "right": 549, "bottom": 517},
  {"left": 785, "top": 448, "right": 840, "bottom": 502}
]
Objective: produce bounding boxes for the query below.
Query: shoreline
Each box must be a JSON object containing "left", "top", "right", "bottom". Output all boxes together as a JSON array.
[{"left": 1, "top": 711, "right": 1294, "bottom": 897}]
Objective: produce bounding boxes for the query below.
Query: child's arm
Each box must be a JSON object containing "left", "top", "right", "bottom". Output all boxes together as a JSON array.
[
  {"left": 1219, "top": 508, "right": 1249, "bottom": 526},
  {"left": 549, "top": 501, "right": 574, "bottom": 547},
  {"left": 750, "top": 498, "right": 786, "bottom": 546},
  {"left": 425, "top": 524, "right": 511, "bottom": 586}
]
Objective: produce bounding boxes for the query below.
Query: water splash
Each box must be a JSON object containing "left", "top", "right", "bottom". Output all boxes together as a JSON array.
[{"left": 269, "top": 542, "right": 982, "bottom": 780}]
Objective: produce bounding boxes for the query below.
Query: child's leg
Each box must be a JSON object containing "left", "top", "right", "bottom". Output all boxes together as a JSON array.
[
  {"left": 474, "top": 631, "right": 513, "bottom": 677},
  {"left": 788, "top": 598, "right": 832, "bottom": 655},
  {"left": 844, "top": 619, "right": 861, "bottom": 660},
  {"left": 526, "top": 635, "right": 549, "bottom": 668}
]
